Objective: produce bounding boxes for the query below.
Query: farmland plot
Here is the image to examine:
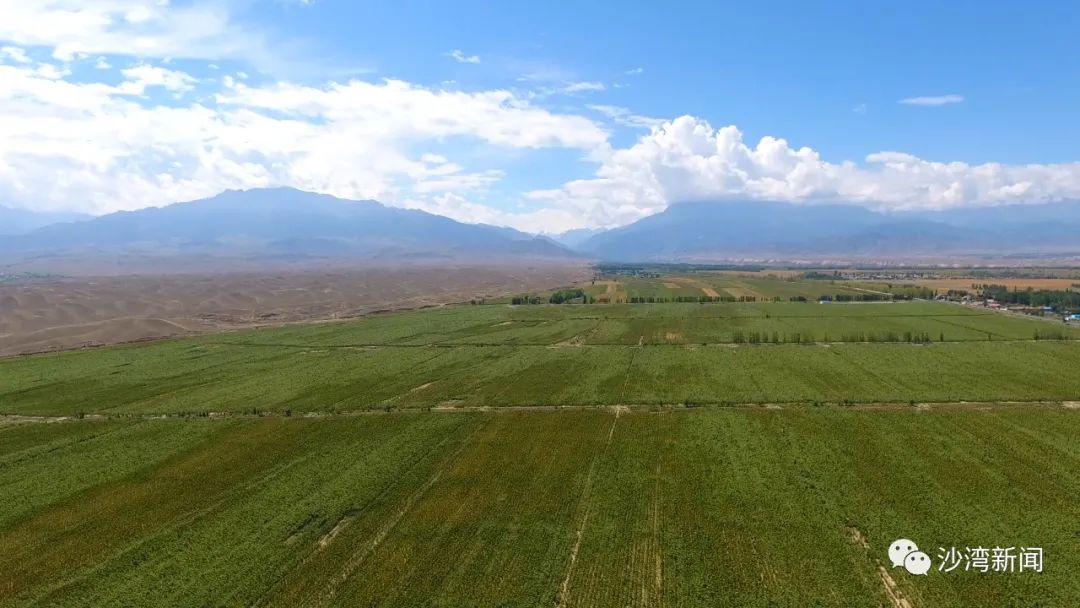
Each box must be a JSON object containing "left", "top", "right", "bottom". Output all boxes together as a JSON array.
[
  {"left": 3, "top": 296, "right": 1080, "bottom": 606},
  {"left": 3, "top": 301, "right": 1080, "bottom": 415},
  {"left": 1, "top": 409, "right": 1078, "bottom": 607}
]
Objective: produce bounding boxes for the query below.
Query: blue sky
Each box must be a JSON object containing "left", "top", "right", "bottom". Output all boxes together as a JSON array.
[
  {"left": 272, "top": 0, "right": 1080, "bottom": 163},
  {"left": 1, "top": 0, "right": 1079, "bottom": 232}
]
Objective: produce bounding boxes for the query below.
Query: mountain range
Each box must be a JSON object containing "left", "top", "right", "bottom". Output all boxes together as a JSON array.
[
  {"left": 0, "top": 206, "right": 90, "bottom": 236},
  {"left": 3, "top": 189, "right": 1080, "bottom": 266},
  {"left": 0, "top": 188, "right": 573, "bottom": 263},
  {"left": 575, "top": 200, "right": 1080, "bottom": 261}
]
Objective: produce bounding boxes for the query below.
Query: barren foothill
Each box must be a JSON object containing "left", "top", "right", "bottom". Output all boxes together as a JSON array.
[{"left": 0, "top": 265, "right": 589, "bottom": 356}]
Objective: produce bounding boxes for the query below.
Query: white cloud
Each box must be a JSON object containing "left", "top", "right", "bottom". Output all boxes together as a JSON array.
[
  {"left": 447, "top": 49, "right": 480, "bottom": 64},
  {"left": 420, "top": 153, "right": 448, "bottom": 164},
  {"left": 898, "top": 94, "right": 964, "bottom": 106},
  {"left": 0, "top": 60, "right": 607, "bottom": 221},
  {"left": 0, "top": 1, "right": 277, "bottom": 68},
  {"left": 525, "top": 116, "right": 1080, "bottom": 229},
  {"left": 853, "top": 103, "right": 867, "bottom": 115},
  {"left": 2, "top": 56, "right": 1079, "bottom": 234},
  {"left": 216, "top": 78, "right": 606, "bottom": 150},
  {"left": 0, "top": 9, "right": 1076, "bottom": 236},
  {"left": 0, "top": 46, "right": 31, "bottom": 64},
  {"left": 624, "top": 67, "right": 643, "bottom": 75},
  {"left": 402, "top": 192, "right": 583, "bottom": 232},
  {"left": 560, "top": 81, "right": 605, "bottom": 94},
  {"left": 34, "top": 62, "right": 71, "bottom": 80},
  {"left": 118, "top": 63, "right": 198, "bottom": 95},
  {"left": 588, "top": 104, "right": 663, "bottom": 129}
]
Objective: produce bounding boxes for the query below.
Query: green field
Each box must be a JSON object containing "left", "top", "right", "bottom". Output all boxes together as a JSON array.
[
  {"left": 2, "top": 299, "right": 1080, "bottom": 606},
  {"left": 3, "top": 301, "right": 1080, "bottom": 416},
  {"left": 0, "top": 408, "right": 1077, "bottom": 607},
  {"left": 581, "top": 273, "right": 877, "bottom": 302},
  {"left": 544, "top": 273, "right": 882, "bottom": 303}
]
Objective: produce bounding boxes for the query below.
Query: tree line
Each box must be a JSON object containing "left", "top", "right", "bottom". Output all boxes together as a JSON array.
[
  {"left": 981, "top": 285, "right": 1080, "bottom": 311},
  {"left": 732, "top": 330, "right": 939, "bottom": 344},
  {"left": 512, "top": 288, "right": 588, "bottom": 305},
  {"left": 509, "top": 292, "right": 919, "bottom": 306}
]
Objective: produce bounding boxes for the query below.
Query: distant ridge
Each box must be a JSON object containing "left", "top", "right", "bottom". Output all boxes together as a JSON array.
[
  {"left": 0, "top": 188, "right": 577, "bottom": 263},
  {"left": 7, "top": 191, "right": 1080, "bottom": 266},
  {"left": 0, "top": 205, "right": 90, "bottom": 236},
  {"left": 577, "top": 200, "right": 1080, "bottom": 261}
]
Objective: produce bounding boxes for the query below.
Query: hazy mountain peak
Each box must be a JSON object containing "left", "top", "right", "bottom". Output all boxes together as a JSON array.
[
  {"left": 578, "top": 198, "right": 1080, "bottom": 261},
  {"left": 0, "top": 205, "right": 92, "bottom": 236},
  {"left": 0, "top": 189, "right": 577, "bottom": 263}
]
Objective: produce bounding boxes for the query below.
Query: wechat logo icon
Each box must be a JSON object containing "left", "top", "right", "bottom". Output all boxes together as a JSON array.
[{"left": 890, "top": 538, "right": 931, "bottom": 576}]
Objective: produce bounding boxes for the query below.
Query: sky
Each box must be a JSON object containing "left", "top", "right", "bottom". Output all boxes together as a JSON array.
[{"left": 1, "top": 0, "right": 1079, "bottom": 233}]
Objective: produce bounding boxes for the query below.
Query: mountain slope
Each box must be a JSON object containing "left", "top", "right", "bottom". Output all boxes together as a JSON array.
[
  {"left": 579, "top": 200, "right": 1080, "bottom": 260},
  {"left": 0, "top": 206, "right": 91, "bottom": 236},
  {"left": 549, "top": 228, "right": 607, "bottom": 249},
  {"left": 0, "top": 188, "right": 575, "bottom": 261}
]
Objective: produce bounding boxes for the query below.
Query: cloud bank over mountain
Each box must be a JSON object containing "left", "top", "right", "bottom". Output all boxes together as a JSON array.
[
  {"left": 2, "top": 1, "right": 1080, "bottom": 234},
  {"left": 530, "top": 116, "right": 1080, "bottom": 228}
]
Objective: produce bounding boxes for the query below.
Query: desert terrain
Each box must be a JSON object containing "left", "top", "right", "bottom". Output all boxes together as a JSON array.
[{"left": 0, "top": 265, "right": 589, "bottom": 357}]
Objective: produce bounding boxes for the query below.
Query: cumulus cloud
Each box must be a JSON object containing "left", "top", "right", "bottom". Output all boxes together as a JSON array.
[
  {"left": 0, "top": 7, "right": 1077, "bottom": 235},
  {"left": 2, "top": 55, "right": 1079, "bottom": 234},
  {"left": 118, "top": 64, "right": 199, "bottom": 95},
  {"left": 0, "top": 45, "right": 31, "bottom": 64},
  {"left": 447, "top": 49, "right": 480, "bottom": 64},
  {"left": 216, "top": 78, "right": 606, "bottom": 149},
  {"left": 0, "top": 1, "right": 276, "bottom": 67},
  {"left": 898, "top": 94, "right": 964, "bottom": 106},
  {"left": 526, "top": 116, "right": 1080, "bottom": 229},
  {"left": 0, "top": 56, "right": 607, "bottom": 221},
  {"left": 402, "top": 193, "right": 584, "bottom": 233}
]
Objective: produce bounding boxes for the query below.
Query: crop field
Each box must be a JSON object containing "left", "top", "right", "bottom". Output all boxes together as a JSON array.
[
  {"left": 909, "top": 277, "right": 1080, "bottom": 293},
  {"left": 583, "top": 279, "right": 627, "bottom": 303},
  {"left": 3, "top": 297, "right": 1080, "bottom": 606},
  {"left": 584, "top": 274, "right": 873, "bottom": 301},
  {"left": 524, "top": 273, "right": 924, "bottom": 304},
  {"left": 0, "top": 408, "right": 1078, "bottom": 607},
  {"left": 695, "top": 274, "right": 872, "bottom": 300},
  {"left": 3, "top": 301, "right": 1080, "bottom": 416}
]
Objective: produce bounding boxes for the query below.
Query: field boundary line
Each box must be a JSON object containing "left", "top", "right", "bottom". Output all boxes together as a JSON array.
[
  {"left": 648, "top": 411, "right": 664, "bottom": 608},
  {"left": 251, "top": 420, "right": 477, "bottom": 608},
  {"left": 202, "top": 334, "right": 1080, "bottom": 350},
  {"left": 618, "top": 338, "right": 644, "bottom": 401},
  {"left": 24, "top": 424, "right": 324, "bottom": 607},
  {"left": 556, "top": 409, "right": 621, "bottom": 608},
  {"left": 309, "top": 416, "right": 490, "bottom": 607},
  {"left": 6, "top": 399, "right": 1080, "bottom": 425},
  {"left": 931, "top": 315, "right": 1003, "bottom": 338},
  {"left": 848, "top": 527, "right": 916, "bottom": 608}
]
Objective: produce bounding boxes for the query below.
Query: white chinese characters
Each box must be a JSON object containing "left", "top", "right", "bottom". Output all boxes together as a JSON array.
[{"left": 936, "top": 546, "right": 1043, "bottom": 573}]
